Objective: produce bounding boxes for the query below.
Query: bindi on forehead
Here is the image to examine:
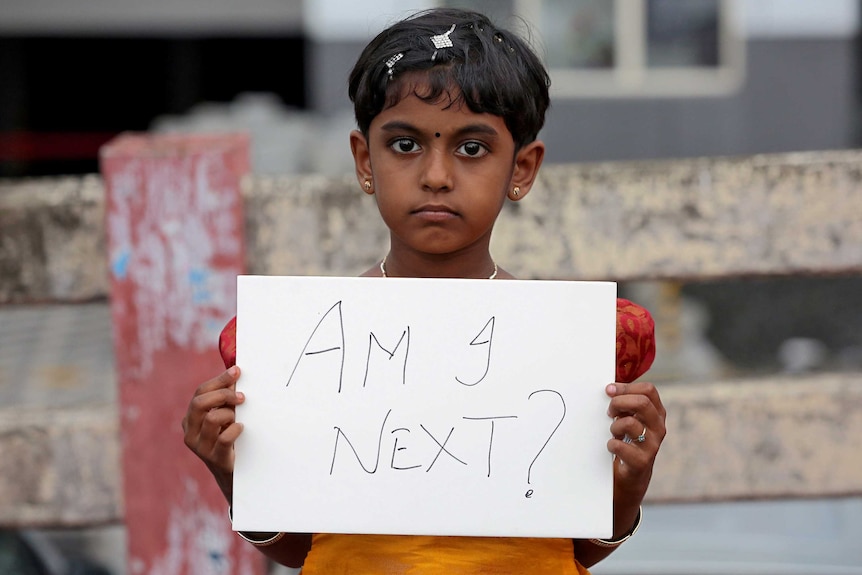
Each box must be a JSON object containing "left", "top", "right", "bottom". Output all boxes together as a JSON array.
[{"left": 435, "top": 132, "right": 441, "bottom": 138}]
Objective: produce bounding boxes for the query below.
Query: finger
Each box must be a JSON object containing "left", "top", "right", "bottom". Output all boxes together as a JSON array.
[
  {"left": 185, "top": 366, "right": 241, "bottom": 428},
  {"left": 205, "top": 424, "right": 242, "bottom": 476},
  {"left": 611, "top": 447, "right": 654, "bottom": 488},
  {"left": 183, "top": 371, "right": 245, "bottom": 434},
  {"left": 183, "top": 389, "right": 244, "bottom": 441},
  {"left": 196, "top": 366, "right": 241, "bottom": 396},
  {"left": 607, "top": 382, "right": 666, "bottom": 420},
  {"left": 607, "top": 422, "right": 657, "bottom": 471},
  {"left": 608, "top": 409, "right": 666, "bottom": 461},
  {"left": 187, "top": 406, "right": 238, "bottom": 466},
  {"left": 609, "top": 416, "right": 648, "bottom": 444},
  {"left": 189, "top": 387, "right": 245, "bottom": 415},
  {"left": 606, "top": 385, "right": 666, "bottom": 434},
  {"left": 198, "top": 406, "right": 238, "bottom": 447},
  {"left": 607, "top": 436, "right": 652, "bottom": 474},
  {"left": 216, "top": 421, "right": 244, "bottom": 446},
  {"left": 202, "top": 418, "right": 243, "bottom": 474},
  {"left": 607, "top": 420, "right": 663, "bottom": 477},
  {"left": 607, "top": 393, "right": 659, "bottom": 432}
]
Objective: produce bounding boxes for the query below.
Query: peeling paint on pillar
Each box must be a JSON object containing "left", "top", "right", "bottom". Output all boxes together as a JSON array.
[{"left": 100, "top": 134, "right": 265, "bottom": 575}]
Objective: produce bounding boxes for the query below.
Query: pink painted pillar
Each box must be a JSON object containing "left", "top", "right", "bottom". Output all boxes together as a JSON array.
[{"left": 101, "top": 133, "right": 266, "bottom": 575}]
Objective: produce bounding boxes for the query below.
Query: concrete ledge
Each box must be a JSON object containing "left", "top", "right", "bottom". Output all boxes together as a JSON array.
[
  {"left": 1, "top": 373, "right": 859, "bottom": 526},
  {"left": 0, "top": 405, "right": 121, "bottom": 527},
  {"left": 3, "top": 149, "right": 862, "bottom": 303},
  {"left": 0, "top": 175, "right": 106, "bottom": 303},
  {"left": 652, "top": 371, "right": 862, "bottom": 502},
  {"left": 504, "top": 151, "right": 862, "bottom": 281}
]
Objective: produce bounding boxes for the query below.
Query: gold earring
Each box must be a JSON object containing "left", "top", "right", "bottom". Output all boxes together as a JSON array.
[
  {"left": 513, "top": 186, "right": 520, "bottom": 197},
  {"left": 364, "top": 180, "right": 372, "bottom": 191}
]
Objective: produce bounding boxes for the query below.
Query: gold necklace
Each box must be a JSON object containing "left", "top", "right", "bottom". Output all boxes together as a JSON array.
[{"left": 379, "top": 256, "right": 498, "bottom": 279}]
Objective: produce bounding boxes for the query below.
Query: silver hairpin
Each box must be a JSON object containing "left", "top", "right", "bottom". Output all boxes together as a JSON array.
[
  {"left": 430, "top": 24, "right": 456, "bottom": 61},
  {"left": 431, "top": 24, "right": 457, "bottom": 49},
  {"left": 385, "top": 52, "right": 404, "bottom": 79}
]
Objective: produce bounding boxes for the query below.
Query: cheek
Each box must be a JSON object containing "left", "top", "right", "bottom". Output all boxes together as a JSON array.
[
  {"left": 371, "top": 190, "right": 402, "bottom": 222},
  {"left": 370, "top": 160, "right": 409, "bottom": 187}
]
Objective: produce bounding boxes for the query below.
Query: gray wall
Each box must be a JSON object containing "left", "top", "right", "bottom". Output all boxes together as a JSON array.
[{"left": 542, "top": 38, "right": 860, "bottom": 163}]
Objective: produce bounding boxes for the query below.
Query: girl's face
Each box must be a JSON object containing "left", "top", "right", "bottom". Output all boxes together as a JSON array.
[{"left": 351, "top": 80, "right": 543, "bottom": 273}]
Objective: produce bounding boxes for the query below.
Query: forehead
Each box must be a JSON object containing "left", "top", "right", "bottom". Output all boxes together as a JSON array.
[
  {"left": 385, "top": 71, "right": 463, "bottom": 111},
  {"left": 372, "top": 73, "right": 511, "bottom": 135}
]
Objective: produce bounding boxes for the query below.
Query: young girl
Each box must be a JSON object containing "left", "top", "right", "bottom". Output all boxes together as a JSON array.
[{"left": 182, "top": 8, "right": 666, "bottom": 573}]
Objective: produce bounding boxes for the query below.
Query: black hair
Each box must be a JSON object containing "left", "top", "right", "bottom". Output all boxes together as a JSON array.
[{"left": 348, "top": 8, "right": 551, "bottom": 150}]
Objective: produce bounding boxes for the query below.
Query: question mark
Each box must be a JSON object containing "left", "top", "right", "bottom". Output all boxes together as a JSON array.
[{"left": 525, "top": 389, "right": 567, "bottom": 498}]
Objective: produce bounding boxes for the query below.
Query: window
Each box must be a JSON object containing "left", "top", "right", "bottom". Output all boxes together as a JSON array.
[
  {"left": 441, "top": 0, "right": 745, "bottom": 97},
  {"left": 525, "top": 0, "right": 745, "bottom": 97}
]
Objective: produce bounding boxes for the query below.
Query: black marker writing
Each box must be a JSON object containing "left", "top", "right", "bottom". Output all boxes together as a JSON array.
[
  {"left": 463, "top": 415, "right": 518, "bottom": 477},
  {"left": 455, "top": 316, "right": 495, "bottom": 386},
  {"left": 363, "top": 327, "right": 410, "bottom": 388},
  {"left": 390, "top": 427, "right": 421, "bottom": 471},
  {"left": 526, "top": 390, "right": 566, "bottom": 485},
  {"left": 419, "top": 424, "right": 468, "bottom": 472},
  {"left": 287, "top": 301, "right": 345, "bottom": 392},
  {"left": 330, "top": 409, "right": 391, "bottom": 474}
]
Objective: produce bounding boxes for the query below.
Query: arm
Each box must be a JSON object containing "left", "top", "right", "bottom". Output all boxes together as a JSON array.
[
  {"left": 572, "top": 381, "right": 667, "bottom": 567},
  {"left": 181, "top": 366, "right": 313, "bottom": 568}
]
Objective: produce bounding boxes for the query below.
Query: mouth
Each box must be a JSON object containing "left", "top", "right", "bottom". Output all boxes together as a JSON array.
[{"left": 412, "top": 204, "right": 459, "bottom": 222}]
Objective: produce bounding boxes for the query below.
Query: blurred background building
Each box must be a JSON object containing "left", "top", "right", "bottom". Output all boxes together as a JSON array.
[
  {"left": 1, "top": 1, "right": 861, "bottom": 573},
  {"left": 1, "top": 0, "right": 860, "bottom": 176}
]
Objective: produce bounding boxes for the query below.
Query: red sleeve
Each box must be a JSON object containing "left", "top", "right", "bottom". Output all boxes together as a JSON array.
[
  {"left": 218, "top": 316, "right": 237, "bottom": 368},
  {"left": 615, "top": 298, "right": 656, "bottom": 383},
  {"left": 217, "top": 298, "right": 656, "bottom": 382}
]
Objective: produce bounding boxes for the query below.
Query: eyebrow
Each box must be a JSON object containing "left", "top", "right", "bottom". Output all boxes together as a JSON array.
[{"left": 379, "top": 121, "right": 499, "bottom": 138}]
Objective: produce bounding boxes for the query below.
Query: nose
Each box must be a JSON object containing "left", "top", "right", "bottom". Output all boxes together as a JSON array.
[{"left": 420, "top": 148, "right": 453, "bottom": 192}]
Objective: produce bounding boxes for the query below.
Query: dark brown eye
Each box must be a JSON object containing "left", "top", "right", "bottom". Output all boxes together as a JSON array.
[
  {"left": 391, "top": 138, "right": 419, "bottom": 153},
  {"left": 458, "top": 141, "right": 488, "bottom": 157}
]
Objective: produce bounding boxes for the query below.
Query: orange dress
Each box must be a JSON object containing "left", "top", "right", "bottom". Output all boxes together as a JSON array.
[
  {"left": 301, "top": 534, "right": 590, "bottom": 574},
  {"left": 218, "top": 297, "right": 654, "bottom": 573}
]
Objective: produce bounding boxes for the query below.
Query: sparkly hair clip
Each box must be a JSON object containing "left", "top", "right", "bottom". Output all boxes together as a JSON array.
[
  {"left": 430, "top": 24, "right": 456, "bottom": 61},
  {"left": 385, "top": 52, "right": 404, "bottom": 79}
]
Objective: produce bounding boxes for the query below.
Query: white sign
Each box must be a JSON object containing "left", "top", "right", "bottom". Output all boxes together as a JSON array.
[{"left": 232, "top": 275, "right": 616, "bottom": 538}]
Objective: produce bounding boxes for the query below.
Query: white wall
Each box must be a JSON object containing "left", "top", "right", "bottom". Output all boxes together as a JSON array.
[
  {"left": 741, "top": 0, "right": 860, "bottom": 38},
  {"left": 304, "top": 0, "right": 435, "bottom": 41}
]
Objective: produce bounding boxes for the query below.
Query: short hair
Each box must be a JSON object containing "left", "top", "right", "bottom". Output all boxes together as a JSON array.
[{"left": 348, "top": 8, "right": 551, "bottom": 150}]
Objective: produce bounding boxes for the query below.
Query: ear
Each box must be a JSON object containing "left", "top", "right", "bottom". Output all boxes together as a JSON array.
[
  {"left": 350, "top": 130, "right": 375, "bottom": 194},
  {"left": 508, "top": 140, "right": 545, "bottom": 201}
]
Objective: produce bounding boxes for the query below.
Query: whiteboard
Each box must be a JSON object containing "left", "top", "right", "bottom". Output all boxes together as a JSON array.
[{"left": 232, "top": 275, "right": 616, "bottom": 538}]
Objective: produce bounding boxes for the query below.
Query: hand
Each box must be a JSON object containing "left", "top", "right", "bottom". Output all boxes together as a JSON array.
[
  {"left": 606, "top": 381, "right": 666, "bottom": 499},
  {"left": 181, "top": 366, "right": 246, "bottom": 502}
]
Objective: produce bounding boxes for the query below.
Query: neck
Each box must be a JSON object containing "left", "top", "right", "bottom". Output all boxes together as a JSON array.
[{"left": 379, "top": 254, "right": 498, "bottom": 279}]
